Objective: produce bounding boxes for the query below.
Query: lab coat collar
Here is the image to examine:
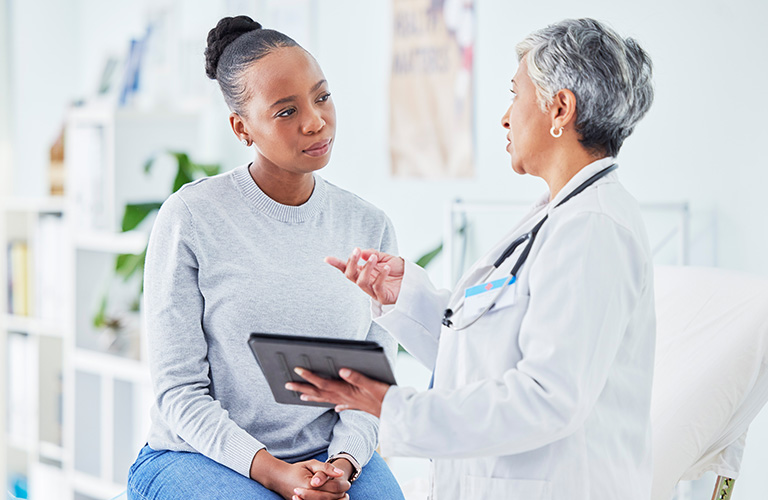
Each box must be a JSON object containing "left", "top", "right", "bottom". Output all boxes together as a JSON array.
[{"left": 541, "top": 156, "right": 617, "bottom": 214}]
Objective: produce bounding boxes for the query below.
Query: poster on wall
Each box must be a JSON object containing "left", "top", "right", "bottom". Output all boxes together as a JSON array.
[{"left": 390, "top": 0, "right": 475, "bottom": 178}]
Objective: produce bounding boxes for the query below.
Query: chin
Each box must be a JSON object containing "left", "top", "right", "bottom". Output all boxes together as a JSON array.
[{"left": 510, "top": 160, "right": 526, "bottom": 176}]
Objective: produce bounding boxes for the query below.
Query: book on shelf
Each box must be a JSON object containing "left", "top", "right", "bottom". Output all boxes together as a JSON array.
[
  {"left": 29, "top": 461, "right": 65, "bottom": 499},
  {"left": 7, "top": 331, "right": 33, "bottom": 442},
  {"left": 7, "top": 240, "right": 30, "bottom": 316},
  {"left": 67, "top": 123, "right": 108, "bottom": 233},
  {"left": 34, "top": 214, "right": 66, "bottom": 322}
]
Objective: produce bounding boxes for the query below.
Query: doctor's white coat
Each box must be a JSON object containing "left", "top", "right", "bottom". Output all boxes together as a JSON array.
[{"left": 375, "top": 158, "right": 656, "bottom": 499}]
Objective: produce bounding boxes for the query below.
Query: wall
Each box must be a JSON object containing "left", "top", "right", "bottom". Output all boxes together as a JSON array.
[
  {"left": 312, "top": 0, "right": 768, "bottom": 279},
  {"left": 0, "top": 0, "right": 12, "bottom": 197}
]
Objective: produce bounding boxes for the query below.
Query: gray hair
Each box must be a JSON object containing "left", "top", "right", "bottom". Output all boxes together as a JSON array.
[{"left": 516, "top": 18, "right": 654, "bottom": 157}]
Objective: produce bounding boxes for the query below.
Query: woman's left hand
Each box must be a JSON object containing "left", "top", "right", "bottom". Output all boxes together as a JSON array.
[{"left": 287, "top": 367, "right": 390, "bottom": 418}]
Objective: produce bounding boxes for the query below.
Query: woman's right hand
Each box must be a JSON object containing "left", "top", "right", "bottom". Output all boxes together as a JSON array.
[
  {"left": 325, "top": 248, "right": 405, "bottom": 305},
  {"left": 251, "top": 450, "right": 350, "bottom": 500}
]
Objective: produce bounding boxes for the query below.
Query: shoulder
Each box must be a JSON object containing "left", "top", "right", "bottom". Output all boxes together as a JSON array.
[
  {"left": 320, "top": 177, "right": 393, "bottom": 227},
  {"left": 171, "top": 167, "right": 240, "bottom": 210},
  {"left": 553, "top": 176, "right": 646, "bottom": 244},
  {"left": 156, "top": 167, "right": 242, "bottom": 223}
]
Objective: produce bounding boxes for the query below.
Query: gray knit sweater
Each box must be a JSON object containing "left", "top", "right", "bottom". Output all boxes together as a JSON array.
[{"left": 143, "top": 164, "right": 398, "bottom": 478}]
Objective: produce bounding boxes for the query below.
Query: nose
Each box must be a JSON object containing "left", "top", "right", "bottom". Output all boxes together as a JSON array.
[
  {"left": 302, "top": 108, "right": 325, "bottom": 135},
  {"left": 501, "top": 104, "right": 512, "bottom": 129}
]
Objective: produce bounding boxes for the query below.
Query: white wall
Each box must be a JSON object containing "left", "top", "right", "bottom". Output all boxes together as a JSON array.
[
  {"left": 0, "top": 0, "right": 10, "bottom": 197},
  {"left": 5, "top": 0, "right": 768, "bottom": 496},
  {"left": 313, "top": 0, "right": 768, "bottom": 278}
]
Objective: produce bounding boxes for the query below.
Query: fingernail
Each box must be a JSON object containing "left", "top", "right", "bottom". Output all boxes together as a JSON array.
[
  {"left": 311, "top": 477, "right": 320, "bottom": 486},
  {"left": 334, "top": 467, "right": 344, "bottom": 474},
  {"left": 300, "top": 395, "right": 309, "bottom": 401},
  {"left": 285, "top": 383, "right": 293, "bottom": 390},
  {"left": 339, "top": 368, "right": 351, "bottom": 377},
  {"left": 353, "top": 247, "right": 360, "bottom": 255},
  {"left": 368, "top": 254, "right": 377, "bottom": 262},
  {"left": 383, "top": 265, "right": 390, "bottom": 272},
  {"left": 294, "top": 367, "right": 304, "bottom": 375}
]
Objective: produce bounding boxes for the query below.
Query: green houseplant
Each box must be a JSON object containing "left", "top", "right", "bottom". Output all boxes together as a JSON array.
[{"left": 93, "top": 152, "right": 220, "bottom": 345}]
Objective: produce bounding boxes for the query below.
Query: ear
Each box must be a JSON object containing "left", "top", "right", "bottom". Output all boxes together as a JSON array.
[
  {"left": 549, "top": 89, "right": 577, "bottom": 132},
  {"left": 229, "top": 112, "right": 249, "bottom": 143}
]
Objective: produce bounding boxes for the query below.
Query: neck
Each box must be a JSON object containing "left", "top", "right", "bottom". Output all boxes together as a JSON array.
[
  {"left": 248, "top": 162, "right": 315, "bottom": 206},
  {"left": 542, "top": 147, "right": 605, "bottom": 201}
]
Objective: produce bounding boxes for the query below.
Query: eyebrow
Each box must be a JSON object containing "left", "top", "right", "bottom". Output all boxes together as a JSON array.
[{"left": 270, "top": 79, "right": 327, "bottom": 108}]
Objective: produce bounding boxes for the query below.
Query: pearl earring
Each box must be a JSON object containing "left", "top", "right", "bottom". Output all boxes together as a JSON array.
[{"left": 241, "top": 138, "right": 249, "bottom": 146}]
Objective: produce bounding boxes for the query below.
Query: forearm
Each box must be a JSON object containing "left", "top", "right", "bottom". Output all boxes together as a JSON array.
[{"left": 250, "top": 448, "right": 285, "bottom": 490}]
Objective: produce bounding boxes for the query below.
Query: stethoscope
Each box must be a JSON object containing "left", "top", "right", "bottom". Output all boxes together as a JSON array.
[{"left": 441, "top": 163, "right": 618, "bottom": 331}]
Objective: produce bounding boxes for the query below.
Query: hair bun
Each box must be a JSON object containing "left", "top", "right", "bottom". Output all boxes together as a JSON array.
[{"left": 205, "top": 15, "right": 262, "bottom": 80}]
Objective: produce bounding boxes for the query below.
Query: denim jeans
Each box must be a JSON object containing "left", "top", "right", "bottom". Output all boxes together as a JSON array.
[{"left": 127, "top": 445, "right": 405, "bottom": 500}]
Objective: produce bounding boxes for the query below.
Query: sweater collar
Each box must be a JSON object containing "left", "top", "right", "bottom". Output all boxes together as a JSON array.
[{"left": 233, "top": 164, "right": 327, "bottom": 223}]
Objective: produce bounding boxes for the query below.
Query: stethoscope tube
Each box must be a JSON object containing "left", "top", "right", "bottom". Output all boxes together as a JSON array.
[{"left": 441, "top": 163, "right": 618, "bottom": 331}]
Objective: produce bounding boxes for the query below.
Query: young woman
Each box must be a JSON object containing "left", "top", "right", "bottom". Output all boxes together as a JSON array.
[{"left": 127, "top": 15, "right": 405, "bottom": 500}]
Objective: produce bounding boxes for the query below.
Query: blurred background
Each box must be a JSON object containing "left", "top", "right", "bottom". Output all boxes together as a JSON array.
[{"left": 0, "top": 0, "right": 766, "bottom": 499}]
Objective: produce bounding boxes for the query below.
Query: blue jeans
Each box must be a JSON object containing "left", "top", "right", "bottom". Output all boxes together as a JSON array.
[{"left": 127, "top": 445, "right": 405, "bottom": 500}]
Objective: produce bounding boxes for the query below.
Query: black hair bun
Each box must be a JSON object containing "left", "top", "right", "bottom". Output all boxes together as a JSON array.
[{"left": 205, "top": 15, "right": 262, "bottom": 80}]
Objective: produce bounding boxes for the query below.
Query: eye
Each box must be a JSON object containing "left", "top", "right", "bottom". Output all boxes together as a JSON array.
[
  {"left": 317, "top": 92, "right": 331, "bottom": 103},
  {"left": 509, "top": 89, "right": 517, "bottom": 101},
  {"left": 276, "top": 108, "right": 296, "bottom": 118}
]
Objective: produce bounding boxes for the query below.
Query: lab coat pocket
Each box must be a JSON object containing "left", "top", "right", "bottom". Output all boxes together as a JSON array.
[{"left": 460, "top": 475, "right": 551, "bottom": 499}]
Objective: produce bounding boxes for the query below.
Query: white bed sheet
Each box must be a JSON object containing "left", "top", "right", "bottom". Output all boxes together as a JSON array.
[{"left": 651, "top": 266, "right": 768, "bottom": 499}]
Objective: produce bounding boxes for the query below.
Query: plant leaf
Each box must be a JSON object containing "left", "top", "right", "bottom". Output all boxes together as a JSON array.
[
  {"left": 121, "top": 202, "right": 163, "bottom": 232},
  {"left": 93, "top": 294, "right": 108, "bottom": 328},
  {"left": 415, "top": 243, "right": 443, "bottom": 269},
  {"left": 115, "top": 249, "right": 146, "bottom": 281},
  {"left": 194, "top": 163, "right": 221, "bottom": 177}
]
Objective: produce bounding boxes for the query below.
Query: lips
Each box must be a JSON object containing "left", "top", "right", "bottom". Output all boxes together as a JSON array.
[{"left": 303, "top": 138, "right": 332, "bottom": 157}]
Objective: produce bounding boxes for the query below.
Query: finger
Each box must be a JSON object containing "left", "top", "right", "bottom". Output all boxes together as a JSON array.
[
  {"left": 355, "top": 253, "right": 379, "bottom": 295},
  {"left": 343, "top": 248, "right": 362, "bottom": 282},
  {"left": 285, "top": 382, "right": 321, "bottom": 397},
  {"left": 306, "top": 460, "right": 345, "bottom": 478},
  {"left": 293, "top": 488, "right": 347, "bottom": 500},
  {"left": 300, "top": 393, "right": 333, "bottom": 403},
  {"left": 338, "top": 368, "right": 374, "bottom": 388},
  {"left": 310, "top": 470, "right": 329, "bottom": 488},
  {"left": 357, "top": 248, "right": 379, "bottom": 261},
  {"left": 324, "top": 256, "right": 347, "bottom": 273},
  {"left": 371, "top": 264, "right": 391, "bottom": 301},
  {"left": 311, "top": 477, "right": 351, "bottom": 494},
  {"left": 293, "top": 367, "right": 333, "bottom": 389}
]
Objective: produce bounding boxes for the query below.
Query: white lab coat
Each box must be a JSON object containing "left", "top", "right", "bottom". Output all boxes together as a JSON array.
[{"left": 375, "top": 157, "right": 656, "bottom": 499}]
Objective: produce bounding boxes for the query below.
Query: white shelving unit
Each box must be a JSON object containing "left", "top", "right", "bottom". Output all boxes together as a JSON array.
[
  {"left": 1, "top": 198, "right": 70, "bottom": 500},
  {"left": 2, "top": 104, "right": 201, "bottom": 500}
]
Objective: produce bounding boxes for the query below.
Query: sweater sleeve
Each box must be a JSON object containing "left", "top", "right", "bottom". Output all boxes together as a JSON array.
[
  {"left": 144, "top": 193, "right": 265, "bottom": 477},
  {"left": 327, "top": 215, "right": 399, "bottom": 467}
]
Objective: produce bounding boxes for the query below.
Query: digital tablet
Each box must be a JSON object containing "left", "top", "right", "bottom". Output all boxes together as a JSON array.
[{"left": 248, "top": 333, "right": 397, "bottom": 408}]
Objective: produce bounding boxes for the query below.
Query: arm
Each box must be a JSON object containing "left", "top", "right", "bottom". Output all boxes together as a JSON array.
[
  {"left": 145, "top": 195, "right": 265, "bottom": 476},
  {"left": 378, "top": 213, "right": 649, "bottom": 458},
  {"left": 374, "top": 260, "right": 450, "bottom": 369},
  {"left": 326, "top": 217, "right": 400, "bottom": 468}
]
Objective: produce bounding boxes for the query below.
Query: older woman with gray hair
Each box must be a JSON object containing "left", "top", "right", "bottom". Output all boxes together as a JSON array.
[{"left": 290, "top": 18, "right": 655, "bottom": 499}]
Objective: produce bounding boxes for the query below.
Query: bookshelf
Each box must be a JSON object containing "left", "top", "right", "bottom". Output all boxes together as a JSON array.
[
  {"left": 2, "top": 104, "right": 201, "bottom": 500},
  {"left": 1, "top": 199, "right": 70, "bottom": 500}
]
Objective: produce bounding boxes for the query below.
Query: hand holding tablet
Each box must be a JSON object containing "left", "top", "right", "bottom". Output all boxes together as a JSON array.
[{"left": 248, "top": 333, "right": 397, "bottom": 409}]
